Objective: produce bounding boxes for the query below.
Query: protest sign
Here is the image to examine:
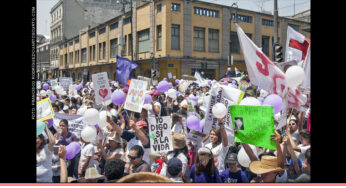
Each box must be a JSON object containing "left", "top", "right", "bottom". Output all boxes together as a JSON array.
[
  {"left": 37, "top": 81, "right": 41, "bottom": 90},
  {"left": 37, "top": 98, "right": 55, "bottom": 121},
  {"left": 92, "top": 72, "right": 111, "bottom": 104},
  {"left": 203, "top": 84, "right": 244, "bottom": 145},
  {"left": 53, "top": 113, "right": 84, "bottom": 139},
  {"left": 59, "top": 77, "right": 73, "bottom": 90},
  {"left": 50, "top": 79, "right": 58, "bottom": 89},
  {"left": 148, "top": 116, "right": 173, "bottom": 154},
  {"left": 168, "top": 72, "right": 172, "bottom": 79},
  {"left": 137, "top": 76, "right": 151, "bottom": 91},
  {"left": 186, "top": 129, "right": 205, "bottom": 148},
  {"left": 229, "top": 105, "right": 276, "bottom": 150},
  {"left": 124, "top": 79, "right": 148, "bottom": 113},
  {"left": 187, "top": 99, "right": 196, "bottom": 116}
]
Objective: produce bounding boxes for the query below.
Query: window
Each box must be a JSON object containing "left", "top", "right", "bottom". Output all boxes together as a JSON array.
[
  {"left": 90, "top": 46, "right": 93, "bottom": 61},
  {"left": 124, "top": 17, "right": 131, "bottom": 25},
  {"left": 288, "top": 24, "right": 300, "bottom": 31},
  {"left": 69, "top": 52, "right": 73, "bottom": 64},
  {"left": 157, "top": 4, "right": 161, "bottom": 13},
  {"left": 99, "top": 43, "right": 102, "bottom": 60},
  {"left": 171, "top": 3, "right": 180, "bottom": 11},
  {"left": 138, "top": 29, "right": 150, "bottom": 53},
  {"left": 122, "top": 35, "right": 127, "bottom": 56},
  {"left": 208, "top": 29, "right": 219, "bottom": 52},
  {"left": 128, "top": 34, "right": 132, "bottom": 56},
  {"left": 99, "top": 27, "right": 106, "bottom": 34},
  {"left": 110, "top": 22, "right": 118, "bottom": 30},
  {"left": 231, "top": 14, "right": 252, "bottom": 23},
  {"left": 103, "top": 42, "right": 106, "bottom": 59},
  {"left": 194, "top": 7, "right": 219, "bottom": 18},
  {"left": 110, "top": 38, "right": 118, "bottom": 58},
  {"left": 89, "top": 32, "right": 95, "bottom": 38},
  {"left": 194, "top": 27, "right": 205, "bottom": 52},
  {"left": 157, "top": 25, "right": 162, "bottom": 50},
  {"left": 75, "top": 50, "right": 79, "bottom": 63},
  {"left": 69, "top": 42, "right": 73, "bottom": 46},
  {"left": 262, "top": 36, "right": 270, "bottom": 56},
  {"left": 75, "top": 39, "right": 79, "bottom": 44},
  {"left": 171, "top": 24, "right": 180, "bottom": 50},
  {"left": 230, "top": 31, "right": 240, "bottom": 54},
  {"left": 262, "top": 19, "right": 274, "bottom": 26},
  {"left": 81, "top": 48, "right": 87, "bottom": 63},
  {"left": 93, "top": 45, "right": 95, "bottom": 61},
  {"left": 65, "top": 54, "right": 68, "bottom": 65}
]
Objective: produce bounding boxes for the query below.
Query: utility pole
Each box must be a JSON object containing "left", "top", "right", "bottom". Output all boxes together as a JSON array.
[
  {"left": 229, "top": 3, "right": 238, "bottom": 69},
  {"left": 273, "top": 0, "right": 278, "bottom": 44}
]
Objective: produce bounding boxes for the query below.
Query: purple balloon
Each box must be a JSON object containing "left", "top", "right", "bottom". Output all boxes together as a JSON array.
[
  {"left": 168, "top": 82, "right": 173, "bottom": 89},
  {"left": 199, "top": 119, "right": 205, "bottom": 132},
  {"left": 111, "top": 81, "right": 116, "bottom": 86},
  {"left": 186, "top": 115, "right": 200, "bottom": 131},
  {"left": 163, "top": 78, "right": 167, "bottom": 81},
  {"left": 175, "top": 79, "right": 180, "bottom": 84},
  {"left": 262, "top": 94, "right": 283, "bottom": 114},
  {"left": 231, "top": 84, "right": 238, "bottom": 89},
  {"left": 176, "top": 91, "right": 180, "bottom": 97},
  {"left": 47, "top": 118, "right": 53, "bottom": 128},
  {"left": 227, "top": 67, "right": 231, "bottom": 71},
  {"left": 49, "top": 94, "right": 57, "bottom": 102},
  {"left": 144, "top": 94, "right": 152, "bottom": 104},
  {"left": 75, "top": 84, "right": 82, "bottom": 91},
  {"left": 111, "top": 90, "right": 126, "bottom": 105},
  {"left": 65, "top": 142, "right": 81, "bottom": 160},
  {"left": 232, "top": 80, "right": 236, "bottom": 84},
  {"left": 43, "top": 83, "right": 49, "bottom": 90},
  {"left": 224, "top": 81, "right": 228, "bottom": 85},
  {"left": 208, "top": 80, "right": 212, "bottom": 85},
  {"left": 157, "top": 81, "right": 170, "bottom": 93}
]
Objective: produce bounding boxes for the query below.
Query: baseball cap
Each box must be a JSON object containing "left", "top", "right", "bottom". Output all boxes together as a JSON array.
[
  {"left": 167, "top": 157, "right": 182, "bottom": 177},
  {"left": 136, "top": 120, "right": 148, "bottom": 129},
  {"left": 148, "top": 89, "right": 160, "bottom": 96},
  {"left": 225, "top": 153, "right": 238, "bottom": 163}
]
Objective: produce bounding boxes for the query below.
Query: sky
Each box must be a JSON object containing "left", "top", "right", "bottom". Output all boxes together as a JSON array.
[{"left": 37, "top": 0, "right": 310, "bottom": 37}]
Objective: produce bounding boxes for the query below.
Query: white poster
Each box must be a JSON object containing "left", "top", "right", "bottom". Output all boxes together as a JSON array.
[
  {"left": 124, "top": 79, "right": 148, "bottom": 113},
  {"left": 92, "top": 72, "right": 111, "bottom": 104},
  {"left": 53, "top": 113, "right": 84, "bottom": 139},
  {"left": 59, "top": 77, "right": 73, "bottom": 90},
  {"left": 148, "top": 116, "right": 173, "bottom": 154}
]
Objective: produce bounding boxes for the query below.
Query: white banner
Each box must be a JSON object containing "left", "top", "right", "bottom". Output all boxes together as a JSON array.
[
  {"left": 59, "top": 77, "right": 73, "bottom": 90},
  {"left": 148, "top": 116, "right": 173, "bottom": 154},
  {"left": 124, "top": 79, "right": 148, "bottom": 113},
  {"left": 92, "top": 72, "right": 112, "bottom": 104},
  {"left": 53, "top": 113, "right": 85, "bottom": 139},
  {"left": 285, "top": 26, "right": 310, "bottom": 63}
]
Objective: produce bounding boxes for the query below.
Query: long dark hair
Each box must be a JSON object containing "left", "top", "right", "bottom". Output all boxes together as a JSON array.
[
  {"left": 60, "top": 119, "right": 69, "bottom": 132},
  {"left": 195, "top": 150, "right": 215, "bottom": 176},
  {"left": 38, "top": 134, "right": 47, "bottom": 150},
  {"left": 167, "top": 146, "right": 190, "bottom": 165},
  {"left": 210, "top": 127, "right": 222, "bottom": 146}
]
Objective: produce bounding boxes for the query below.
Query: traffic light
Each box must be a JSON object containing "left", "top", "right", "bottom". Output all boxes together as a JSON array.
[
  {"left": 151, "top": 69, "right": 157, "bottom": 78},
  {"left": 274, "top": 43, "right": 283, "bottom": 62}
]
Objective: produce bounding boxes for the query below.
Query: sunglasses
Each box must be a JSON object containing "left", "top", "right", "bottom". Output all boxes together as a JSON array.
[
  {"left": 128, "top": 155, "right": 138, "bottom": 160},
  {"left": 289, "top": 123, "right": 296, "bottom": 126}
]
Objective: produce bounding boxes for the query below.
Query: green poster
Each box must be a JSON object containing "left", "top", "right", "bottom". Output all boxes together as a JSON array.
[{"left": 229, "top": 105, "right": 276, "bottom": 150}]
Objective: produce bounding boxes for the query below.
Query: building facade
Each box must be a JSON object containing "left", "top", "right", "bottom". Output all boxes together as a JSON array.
[
  {"left": 59, "top": 0, "right": 311, "bottom": 82},
  {"left": 49, "top": 0, "right": 124, "bottom": 79}
]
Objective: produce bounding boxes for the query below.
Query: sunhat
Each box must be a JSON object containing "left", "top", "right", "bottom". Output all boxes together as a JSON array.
[
  {"left": 84, "top": 167, "right": 105, "bottom": 180},
  {"left": 249, "top": 155, "right": 284, "bottom": 175}
]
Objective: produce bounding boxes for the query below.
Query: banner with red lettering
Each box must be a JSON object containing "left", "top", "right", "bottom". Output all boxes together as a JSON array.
[
  {"left": 285, "top": 26, "right": 310, "bottom": 63},
  {"left": 235, "top": 23, "right": 307, "bottom": 129}
]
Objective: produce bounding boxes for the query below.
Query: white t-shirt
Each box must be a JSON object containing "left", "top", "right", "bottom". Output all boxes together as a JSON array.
[
  {"left": 79, "top": 143, "right": 95, "bottom": 171},
  {"left": 205, "top": 142, "right": 229, "bottom": 173},
  {"left": 172, "top": 122, "right": 183, "bottom": 134},
  {"left": 297, "top": 144, "right": 310, "bottom": 162},
  {"left": 107, "top": 148, "right": 124, "bottom": 159},
  {"left": 51, "top": 153, "right": 61, "bottom": 177},
  {"left": 37, "top": 145, "right": 53, "bottom": 182},
  {"left": 160, "top": 152, "right": 188, "bottom": 177},
  {"left": 275, "top": 170, "right": 288, "bottom": 183}
]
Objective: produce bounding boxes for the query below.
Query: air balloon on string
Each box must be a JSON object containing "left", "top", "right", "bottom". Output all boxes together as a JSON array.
[
  {"left": 212, "top": 103, "right": 227, "bottom": 118},
  {"left": 262, "top": 94, "right": 283, "bottom": 114},
  {"left": 111, "top": 90, "right": 126, "bottom": 105},
  {"left": 81, "top": 126, "right": 97, "bottom": 142},
  {"left": 285, "top": 65, "right": 305, "bottom": 89},
  {"left": 83, "top": 108, "right": 100, "bottom": 125},
  {"left": 239, "top": 97, "right": 261, "bottom": 106},
  {"left": 186, "top": 115, "right": 200, "bottom": 131}
]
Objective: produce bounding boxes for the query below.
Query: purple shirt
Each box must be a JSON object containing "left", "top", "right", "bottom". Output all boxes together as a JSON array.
[
  {"left": 55, "top": 132, "right": 77, "bottom": 146},
  {"left": 188, "top": 164, "right": 222, "bottom": 183},
  {"left": 220, "top": 169, "right": 249, "bottom": 183}
]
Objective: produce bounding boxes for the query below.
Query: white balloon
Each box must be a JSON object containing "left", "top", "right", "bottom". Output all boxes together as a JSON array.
[
  {"left": 167, "top": 88, "right": 177, "bottom": 99},
  {"left": 285, "top": 65, "right": 305, "bottom": 89},
  {"left": 260, "top": 89, "right": 269, "bottom": 98},
  {"left": 46, "top": 90, "right": 52, "bottom": 96},
  {"left": 81, "top": 126, "right": 97, "bottom": 142},
  {"left": 40, "top": 90, "right": 47, "bottom": 97},
  {"left": 237, "top": 144, "right": 258, "bottom": 168},
  {"left": 99, "top": 111, "right": 111, "bottom": 129},
  {"left": 90, "top": 82, "right": 94, "bottom": 89},
  {"left": 239, "top": 97, "right": 261, "bottom": 106},
  {"left": 83, "top": 108, "right": 100, "bottom": 125},
  {"left": 212, "top": 103, "right": 227, "bottom": 118}
]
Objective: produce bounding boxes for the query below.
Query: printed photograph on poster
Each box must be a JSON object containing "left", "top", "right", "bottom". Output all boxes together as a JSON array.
[{"left": 37, "top": 98, "right": 55, "bottom": 122}]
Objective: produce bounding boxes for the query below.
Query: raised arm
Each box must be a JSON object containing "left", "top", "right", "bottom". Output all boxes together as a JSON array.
[
  {"left": 129, "top": 120, "right": 148, "bottom": 146},
  {"left": 283, "top": 136, "right": 301, "bottom": 176},
  {"left": 58, "top": 145, "right": 68, "bottom": 183},
  {"left": 286, "top": 126, "right": 301, "bottom": 152},
  {"left": 106, "top": 115, "right": 123, "bottom": 137},
  {"left": 218, "top": 118, "right": 228, "bottom": 147},
  {"left": 44, "top": 122, "right": 56, "bottom": 152},
  {"left": 241, "top": 143, "right": 258, "bottom": 162},
  {"left": 270, "top": 131, "right": 285, "bottom": 170},
  {"left": 298, "top": 112, "right": 304, "bottom": 132}
]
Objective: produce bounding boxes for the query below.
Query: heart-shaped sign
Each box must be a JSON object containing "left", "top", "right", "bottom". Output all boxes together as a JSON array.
[{"left": 99, "top": 89, "right": 108, "bottom": 99}]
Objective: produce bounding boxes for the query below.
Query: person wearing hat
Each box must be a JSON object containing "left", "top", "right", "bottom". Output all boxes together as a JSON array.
[
  {"left": 160, "top": 133, "right": 190, "bottom": 181},
  {"left": 62, "top": 105, "right": 69, "bottom": 114},
  {"left": 220, "top": 152, "right": 249, "bottom": 183},
  {"left": 83, "top": 167, "right": 105, "bottom": 183},
  {"left": 188, "top": 147, "right": 222, "bottom": 183},
  {"left": 148, "top": 90, "right": 162, "bottom": 117},
  {"left": 167, "top": 157, "right": 183, "bottom": 183},
  {"left": 106, "top": 115, "right": 151, "bottom": 164},
  {"left": 242, "top": 131, "right": 286, "bottom": 183},
  {"left": 97, "top": 131, "right": 124, "bottom": 161},
  {"left": 37, "top": 121, "right": 56, "bottom": 182}
]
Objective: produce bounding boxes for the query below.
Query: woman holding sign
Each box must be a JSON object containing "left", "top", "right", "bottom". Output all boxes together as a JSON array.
[{"left": 202, "top": 118, "right": 229, "bottom": 173}]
